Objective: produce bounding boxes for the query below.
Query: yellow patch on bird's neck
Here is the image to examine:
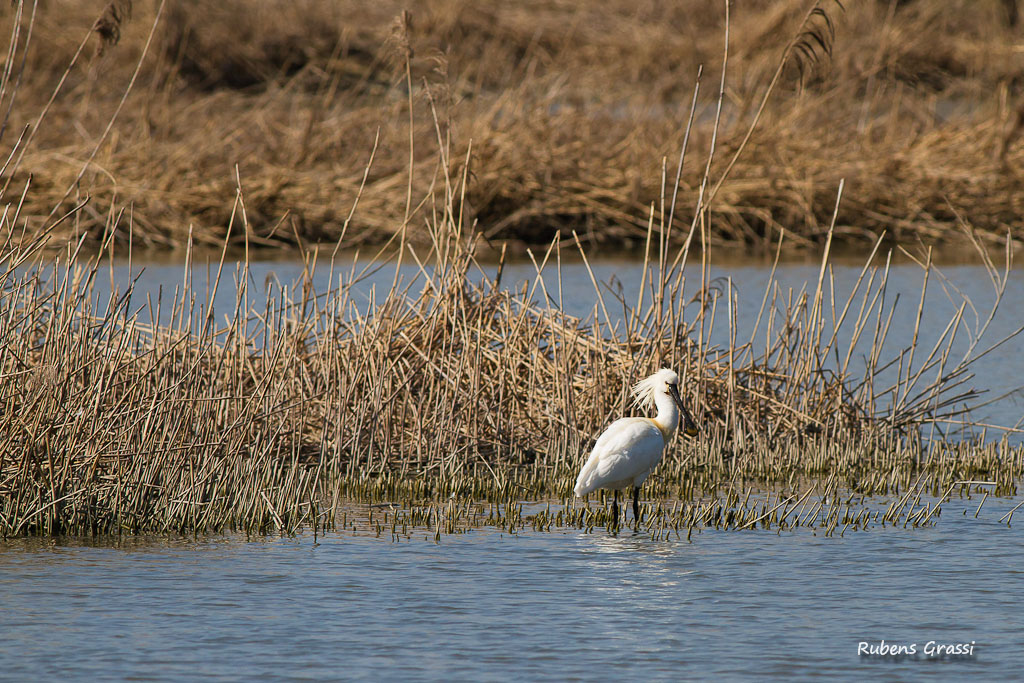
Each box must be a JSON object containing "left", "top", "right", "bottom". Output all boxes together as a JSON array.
[{"left": 648, "top": 417, "right": 672, "bottom": 442}]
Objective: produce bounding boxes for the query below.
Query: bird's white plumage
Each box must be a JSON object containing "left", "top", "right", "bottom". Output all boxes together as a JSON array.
[
  {"left": 573, "top": 368, "right": 689, "bottom": 499},
  {"left": 573, "top": 417, "right": 665, "bottom": 495}
]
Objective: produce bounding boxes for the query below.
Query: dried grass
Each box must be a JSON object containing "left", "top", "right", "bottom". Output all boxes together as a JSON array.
[
  {"left": 1, "top": 1, "right": 1023, "bottom": 537},
  {"left": 0, "top": 0, "right": 1021, "bottom": 252},
  {"left": 1, "top": 139, "right": 1021, "bottom": 535}
]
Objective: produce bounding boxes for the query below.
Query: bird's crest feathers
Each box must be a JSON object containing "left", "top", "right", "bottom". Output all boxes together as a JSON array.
[{"left": 631, "top": 368, "right": 678, "bottom": 413}]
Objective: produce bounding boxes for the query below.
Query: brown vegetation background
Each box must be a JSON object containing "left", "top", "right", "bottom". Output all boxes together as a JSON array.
[{"left": 3, "top": 0, "right": 1024, "bottom": 253}]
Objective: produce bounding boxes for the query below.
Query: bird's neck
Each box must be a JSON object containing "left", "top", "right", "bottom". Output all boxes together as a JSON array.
[{"left": 650, "top": 392, "right": 679, "bottom": 441}]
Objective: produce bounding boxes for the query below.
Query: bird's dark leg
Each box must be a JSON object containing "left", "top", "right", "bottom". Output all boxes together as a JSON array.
[
  {"left": 633, "top": 486, "right": 641, "bottom": 524},
  {"left": 611, "top": 490, "right": 619, "bottom": 527}
]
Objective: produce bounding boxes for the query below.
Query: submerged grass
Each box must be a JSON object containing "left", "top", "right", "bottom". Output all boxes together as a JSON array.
[{"left": 353, "top": 472, "right": 1018, "bottom": 543}]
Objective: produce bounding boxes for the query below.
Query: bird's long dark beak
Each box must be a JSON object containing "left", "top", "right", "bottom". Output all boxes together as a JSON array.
[{"left": 669, "top": 383, "right": 699, "bottom": 437}]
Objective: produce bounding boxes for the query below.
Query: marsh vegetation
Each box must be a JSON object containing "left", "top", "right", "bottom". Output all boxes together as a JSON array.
[
  {"left": 1, "top": 1, "right": 1023, "bottom": 537},
  {"left": 3, "top": 158, "right": 1021, "bottom": 536},
  {"left": 2, "top": 0, "right": 1024, "bottom": 251}
]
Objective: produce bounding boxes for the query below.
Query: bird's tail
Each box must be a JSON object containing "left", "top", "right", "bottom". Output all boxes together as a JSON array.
[{"left": 573, "top": 456, "right": 599, "bottom": 497}]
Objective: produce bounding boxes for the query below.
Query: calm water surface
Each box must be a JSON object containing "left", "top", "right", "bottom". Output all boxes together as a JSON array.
[
  {"left": 1, "top": 495, "right": 1021, "bottom": 681},
  {"left": 5, "top": 253, "right": 1023, "bottom": 680}
]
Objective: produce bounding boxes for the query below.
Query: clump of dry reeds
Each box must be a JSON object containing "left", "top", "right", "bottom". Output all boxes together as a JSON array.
[
  {"left": 1, "top": 144, "right": 1022, "bottom": 536},
  {"left": 1, "top": 0, "right": 1023, "bottom": 252},
  {"left": 2, "top": 0, "right": 1023, "bottom": 538}
]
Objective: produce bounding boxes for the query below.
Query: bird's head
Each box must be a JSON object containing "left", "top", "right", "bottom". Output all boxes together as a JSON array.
[{"left": 633, "top": 368, "right": 699, "bottom": 437}]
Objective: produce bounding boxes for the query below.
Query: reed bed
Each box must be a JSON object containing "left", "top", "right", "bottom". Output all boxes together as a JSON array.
[
  {"left": 1, "top": 0, "right": 1023, "bottom": 251},
  {"left": 1, "top": 173, "right": 1022, "bottom": 536},
  {"left": 2, "top": 1, "right": 1024, "bottom": 539}
]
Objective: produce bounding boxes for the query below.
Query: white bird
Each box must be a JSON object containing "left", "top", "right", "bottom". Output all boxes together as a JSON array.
[{"left": 574, "top": 368, "right": 698, "bottom": 524}]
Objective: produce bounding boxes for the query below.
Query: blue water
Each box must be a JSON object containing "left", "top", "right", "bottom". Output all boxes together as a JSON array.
[
  {"left": 5, "top": 253, "right": 1023, "bottom": 680},
  {"left": 1, "top": 494, "right": 1021, "bottom": 680}
]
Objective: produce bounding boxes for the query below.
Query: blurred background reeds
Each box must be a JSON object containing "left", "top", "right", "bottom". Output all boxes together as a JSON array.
[{"left": 2, "top": 0, "right": 1023, "bottom": 253}]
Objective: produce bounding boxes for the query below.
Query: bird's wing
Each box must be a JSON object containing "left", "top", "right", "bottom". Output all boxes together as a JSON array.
[
  {"left": 574, "top": 418, "right": 665, "bottom": 496},
  {"left": 593, "top": 420, "right": 665, "bottom": 481}
]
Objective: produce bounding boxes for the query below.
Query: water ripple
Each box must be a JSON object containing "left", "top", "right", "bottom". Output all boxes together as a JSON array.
[{"left": 1, "top": 507, "right": 1020, "bottom": 680}]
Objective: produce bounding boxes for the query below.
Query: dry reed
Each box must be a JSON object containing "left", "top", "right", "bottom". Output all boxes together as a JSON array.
[
  {"left": 0, "top": 1, "right": 1022, "bottom": 252},
  {"left": 1, "top": 154, "right": 1022, "bottom": 536},
  {"left": 1, "top": 0, "right": 1023, "bottom": 538}
]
